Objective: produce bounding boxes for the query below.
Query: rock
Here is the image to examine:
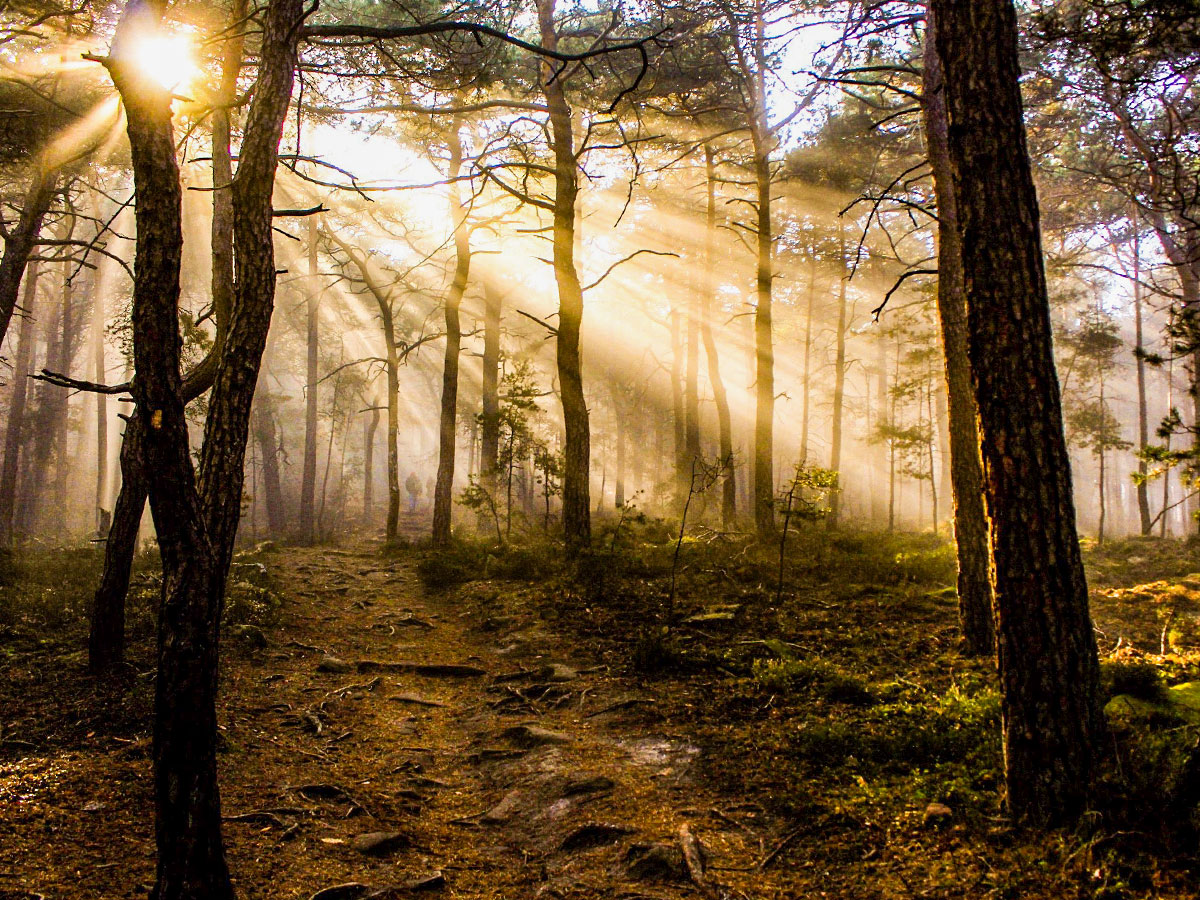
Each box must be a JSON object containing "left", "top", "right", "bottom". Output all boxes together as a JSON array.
[
  {"left": 560, "top": 823, "right": 636, "bottom": 851},
  {"left": 560, "top": 775, "right": 615, "bottom": 798},
  {"left": 541, "top": 663, "right": 578, "bottom": 682},
  {"left": 310, "top": 884, "right": 371, "bottom": 900},
  {"left": 229, "top": 623, "right": 268, "bottom": 647},
  {"left": 401, "top": 871, "right": 446, "bottom": 892},
  {"left": 481, "top": 790, "right": 524, "bottom": 825},
  {"left": 318, "top": 656, "right": 353, "bottom": 674},
  {"left": 351, "top": 831, "right": 410, "bottom": 856},
  {"left": 390, "top": 693, "right": 447, "bottom": 708},
  {"left": 501, "top": 725, "right": 572, "bottom": 748},
  {"left": 1106, "top": 681, "right": 1200, "bottom": 726},
  {"left": 622, "top": 843, "right": 686, "bottom": 881},
  {"left": 922, "top": 802, "right": 953, "bottom": 826},
  {"left": 682, "top": 607, "right": 738, "bottom": 626}
]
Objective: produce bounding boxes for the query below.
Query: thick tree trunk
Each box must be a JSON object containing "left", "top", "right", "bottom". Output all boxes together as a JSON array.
[
  {"left": 922, "top": 5, "right": 995, "bottom": 656},
  {"left": 432, "top": 121, "right": 470, "bottom": 547},
  {"left": 539, "top": 0, "right": 590, "bottom": 550},
  {"left": 0, "top": 261, "right": 40, "bottom": 546},
  {"left": 932, "top": 0, "right": 1103, "bottom": 825},
  {"left": 108, "top": 3, "right": 231, "bottom": 894},
  {"left": 701, "top": 146, "right": 735, "bottom": 527},
  {"left": 88, "top": 0, "right": 244, "bottom": 674}
]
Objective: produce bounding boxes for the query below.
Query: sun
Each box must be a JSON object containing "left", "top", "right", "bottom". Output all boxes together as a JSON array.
[{"left": 131, "top": 33, "right": 197, "bottom": 92}]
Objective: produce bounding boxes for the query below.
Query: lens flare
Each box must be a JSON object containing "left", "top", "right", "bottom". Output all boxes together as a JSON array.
[{"left": 131, "top": 33, "right": 196, "bottom": 91}]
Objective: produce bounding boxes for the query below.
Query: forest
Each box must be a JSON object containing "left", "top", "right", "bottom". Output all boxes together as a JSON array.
[{"left": 1, "top": 0, "right": 1200, "bottom": 897}]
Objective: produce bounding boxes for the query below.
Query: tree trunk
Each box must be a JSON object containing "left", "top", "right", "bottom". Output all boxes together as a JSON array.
[
  {"left": 363, "top": 405, "right": 379, "bottom": 528},
  {"left": 93, "top": 261, "right": 109, "bottom": 533},
  {"left": 89, "top": 412, "right": 147, "bottom": 673},
  {"left": 922, "top": 4, "right": 995, "bottom": 656},
  {"left": 108, "top": 3, "right": 231, "bottom": 894},
  {"left": 481, "top": 280, "right": 502, "bottom": 487},
  {"left": 299, "top": 219, "right": 320, "bottom": 543},
  {"left": 828, "top": 221, "right": 848, "bottom": 527},
  {"left": 0, "top": 261, "right": 40, "bottom": 546},
  {"left": 0, "top": 170, "right": 56, "bottom": 350},
  {"left": 252, "top": 383, "right": 285, "bottom": 535},
  {"left": 539, "top": 0, "right": 590, "bottom": 550},
  {"left": 701, "top": 146, "right": 736, "bottom": 527},
  {"left": 931, "top": 0, "right": 1103, "bottom": 825},
  {"left": 432, "top": 120, "right": 470, "bottom": 547},
  {"left": 88, "top": 0, "right": 245, "bottom": 674},
  {"left": 671, "top": 307, "right": 687, "bottom": 502},
  {"left": 752, "top": 136, "right": 775, "bottom": 539}
]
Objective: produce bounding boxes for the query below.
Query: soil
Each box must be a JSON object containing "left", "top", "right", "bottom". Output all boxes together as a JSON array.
[{"left": 3, "top": 530, "right": 1200, "bottom": 899}]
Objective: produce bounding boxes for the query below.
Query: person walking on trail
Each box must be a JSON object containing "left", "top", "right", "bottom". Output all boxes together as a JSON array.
[{"left": 405, "top": 471, "right": 422, "bottom": 513}]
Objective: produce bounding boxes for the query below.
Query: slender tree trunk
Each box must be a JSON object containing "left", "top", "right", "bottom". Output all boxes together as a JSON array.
[
  {"left": 932, "top": 0, "right": 1103, "bottom": 824},
  {"left": 752, "top": 136, "right": 775, "bottom": 538},
  {"left": 299, "top": 219, "right": 320, "bottom": 543},
  {"left": 93, "top": 266, "right": 108, "bottom": 532},
  {"left": 0, "top": 261, "right": 40, "bottom": 546},
  {"left": 481, "top": 280, "right": 502, "bottom": 487},
  {"left": 701, "top": 146, "right": 735, "bottom": 526},
  {"left": 252, "top": 399, "right": 284, "bottom": 535},
  {"left": 684, "top": 256, "right": 701, "bottom": 472},
  {"left": 800, "top": 251, "right": 816, "bottom": 462},
  {"left": 364, "top": 406, "right": 379, "bottom": 528},
  {"left": 615, "top": 399, "right": 626, "bottom": 508},
  {"left": 828, "top": 220, "right": 848, "bottom": 527},
  {"left": 89, "top": 413, "right": 147, "bottom": 673},
  {"left": 539, "top": 0, "right": 590, "bottom": 550},
  {"left": 671, "top": 308, "right": 687, "bottom": 502},
  {"left": 433, "top": 120, "right": 470, "bottom": 547},
  {"left": 1129, "top": 220, "right": 1152, "bottom": 534},
  {"left": 0, "top": 170, "right": 56, "bottom": 350},
  {"left": 922, "top": 5, "right": 994, "bottom": 655}
]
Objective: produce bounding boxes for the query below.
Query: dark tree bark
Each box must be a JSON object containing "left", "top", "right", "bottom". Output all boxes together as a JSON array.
[
  {"left": 0, "top": 170, "right": 57, "bottom": 351},
  {"left": 108, "top": 3, "right": 230, "bottom": 895},
  {"left": 107, "top": 3, "right": 302, "bottom": 897},
  {"left": 922, "top": 4, "right": 994, "bottom": 656},
  {"left": 0, "top": 260, "right": 41, "bottom": 547},
  {"left": 89, "top": 412, "right": 147, "bottom": 674},
  {"left": 701, "top": 146, "right": 735, "bottom": 527},
  {"left": 751, "top": 133, "right": 775, "bottom": 538},
  {"left": 931, "top": 0, "right": 1103, "bottom": 825},
  {"left": 88, "top": 0, "right": 245, "bottom": 674},
  {"left": 432, "top": 120, "right": 470, "bottom": 547},
  {"left": 538, "top": 0, "right": 590, "bottom": 550}
]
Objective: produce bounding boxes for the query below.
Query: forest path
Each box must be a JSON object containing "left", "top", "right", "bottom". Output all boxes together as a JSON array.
[{"left": 218, "top": 540, "right": 768, "bottom": 900}]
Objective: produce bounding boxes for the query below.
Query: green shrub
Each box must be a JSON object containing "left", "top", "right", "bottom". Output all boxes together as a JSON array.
[
  {"left": 417, "top": 543, "right": 487, "bottom": 589},
  {"left": 751, "top": 656, "right": 874, "bottom": 705},
  {"left": 1101, "top": 658, "right": 1166, "bottom": 702}
]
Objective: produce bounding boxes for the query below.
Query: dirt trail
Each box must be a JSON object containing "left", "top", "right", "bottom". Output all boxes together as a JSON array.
[{"left": 211, "top": 540, "right": 772, "bottom": 899}]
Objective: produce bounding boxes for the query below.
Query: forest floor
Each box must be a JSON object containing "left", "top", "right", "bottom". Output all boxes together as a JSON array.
[{"left": 3, "top": 521, "right": 1200, "bottom": 899}]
